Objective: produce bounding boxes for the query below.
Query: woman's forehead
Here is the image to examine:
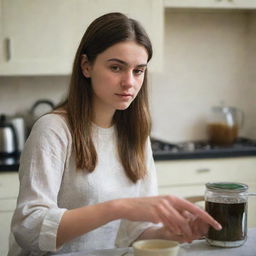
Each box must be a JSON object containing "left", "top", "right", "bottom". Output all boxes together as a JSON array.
[{"left": 97, "top": 41, "right": 148, "bottom": 66}]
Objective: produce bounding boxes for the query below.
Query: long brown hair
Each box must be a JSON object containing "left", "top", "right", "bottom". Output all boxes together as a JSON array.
[{"left": 60, "top": 12, "right": 153, "bottom": 183}]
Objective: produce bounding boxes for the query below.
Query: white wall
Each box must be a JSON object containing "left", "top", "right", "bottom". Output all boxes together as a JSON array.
[{"left": 150, "top": 10, "right": 256, "bottom": 142}]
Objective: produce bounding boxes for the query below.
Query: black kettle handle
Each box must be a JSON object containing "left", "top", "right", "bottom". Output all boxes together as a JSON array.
[
  {"left": 0, "top": 114, "right": 7, "bottom": 125},
  {"left": 30, "top": 100, "right": 55, "bottom": 114},
  {"left": 9, "top": 123, "right": 18, "bottom": 153}
]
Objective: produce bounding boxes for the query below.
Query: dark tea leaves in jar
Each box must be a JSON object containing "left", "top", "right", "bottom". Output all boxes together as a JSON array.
[
  {"left": 206, "top": 201, "right": 247, "bottom": 242},
  {"left": 205, "top": 182, "right": 248, "bottom": 247}
]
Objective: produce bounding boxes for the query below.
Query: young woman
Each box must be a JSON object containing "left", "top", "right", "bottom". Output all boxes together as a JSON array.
[{"left": 8, "top": 12, "right": 221, "bottom": 255}]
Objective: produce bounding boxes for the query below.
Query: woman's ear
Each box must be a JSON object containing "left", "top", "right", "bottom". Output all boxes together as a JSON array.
[{"left": 81, "top": 54, "right": 91, "bottom": 78}]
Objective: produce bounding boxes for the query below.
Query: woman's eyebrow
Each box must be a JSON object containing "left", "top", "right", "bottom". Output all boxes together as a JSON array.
[{"left": 107, "top": 58, "right": 147, "bottom": 68}]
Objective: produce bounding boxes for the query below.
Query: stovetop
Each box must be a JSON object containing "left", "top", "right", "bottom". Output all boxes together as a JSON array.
[{"left": 151, "top": 137, "right": 256, "bottom": 160}]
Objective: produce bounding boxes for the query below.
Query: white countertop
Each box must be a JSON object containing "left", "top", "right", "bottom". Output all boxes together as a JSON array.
[{"left": 55, "top": 228, "right": 256, "bottom": 256}]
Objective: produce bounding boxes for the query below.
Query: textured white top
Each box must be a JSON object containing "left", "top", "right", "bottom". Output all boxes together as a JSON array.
[{"left": 8, "top": 114, "right": 158, "bottom": 256}]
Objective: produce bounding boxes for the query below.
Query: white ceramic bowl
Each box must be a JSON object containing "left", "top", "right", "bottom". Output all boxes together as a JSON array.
[{"left": 133, "top": 239, "right": 179, "bottom": 256}]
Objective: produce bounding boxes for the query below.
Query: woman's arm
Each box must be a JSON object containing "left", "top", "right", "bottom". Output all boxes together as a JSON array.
[
  {"left": 57, "top": 195, "right": 222, "bottom": 248},
  {"left": 56, "top": 200, "right": 120, "bottom": 247}
]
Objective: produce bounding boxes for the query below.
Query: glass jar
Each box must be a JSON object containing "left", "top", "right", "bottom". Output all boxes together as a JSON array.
[
  {"left": 205, "top": 182, "right": 248, "bottom": 247},
  {"left": 206, "top": 106, "right": 244, "bottom": 146}
]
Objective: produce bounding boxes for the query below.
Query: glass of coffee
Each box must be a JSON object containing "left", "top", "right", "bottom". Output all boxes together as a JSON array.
[{"left": 205, "top": 182, "right": 248, "bottom": 247}]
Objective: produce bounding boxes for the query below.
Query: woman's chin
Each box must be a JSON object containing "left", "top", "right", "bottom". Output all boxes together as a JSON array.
[{"left": 115, "top": 103, "right": 132, "bottom": 111}]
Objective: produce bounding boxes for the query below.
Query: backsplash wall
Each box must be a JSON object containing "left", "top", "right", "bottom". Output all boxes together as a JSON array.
[
  {"left": 150, "top": 10, "right": 256, "bottom": 142},
  {"left": 0, "top": 76, "right": 69, "bottom": 115},
  {"left": 0, "top": 10, "right": 256, "bottom": 142}
]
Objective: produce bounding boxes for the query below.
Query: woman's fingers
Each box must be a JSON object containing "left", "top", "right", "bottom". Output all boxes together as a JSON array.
[
  {"left": 181, "top": 210, "right": 205, "bottom": 237},
  {"left": 168, "top": 196, "right": 222, "bottom": 231},
  {"left": 157, "top": 199, "right": 194, "bottom": 241},
  {"left": 191, "top": 217, "right": 209, "bottom": 236},
  {"left": 126, "top": 195, "right": 220, "bottom": 243},
  {"left": 154, "top": 196, "right": 221, "bottom": 242},
  {"left": 157, "top": 205, "right": 181, "bottom": 234}
]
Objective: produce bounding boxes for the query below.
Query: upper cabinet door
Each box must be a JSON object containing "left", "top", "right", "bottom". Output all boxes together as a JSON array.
[
  {"left": 0, "top": 0, "right": 164, "bottom": 75},
  {"left": 0, "top": 0, "right": 79, "bottom": 75},
  {"left": 0, "top": 0, "right": 3, "bottom": 68},
  {"left": 164, "top": 0, "right": 256, "bottom": 9}
]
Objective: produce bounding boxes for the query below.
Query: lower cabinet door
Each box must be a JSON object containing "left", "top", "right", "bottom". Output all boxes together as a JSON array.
[{"left": 0, "top": 210, "right": 13, "bottom": 255}]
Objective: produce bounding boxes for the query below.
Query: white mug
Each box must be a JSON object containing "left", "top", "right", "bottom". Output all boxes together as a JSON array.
[{"left": 133, "top": 239, "right": 180, "bottom": 256}]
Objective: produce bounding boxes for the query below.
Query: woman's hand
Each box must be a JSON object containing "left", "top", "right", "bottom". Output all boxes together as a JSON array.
[
  {"left": 145, "top": 219, "right": 208, "bottom": 244},
  {"left": 120, "top": 195, "right": 221, "bottom": 242},
  {"left": 137, "top": 212, "right": 209, "bottom": 243}
]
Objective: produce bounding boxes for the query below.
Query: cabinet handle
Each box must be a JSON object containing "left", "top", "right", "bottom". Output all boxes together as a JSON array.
[
  {"left": 196, "top": 168, "right": 211, "bottom": 173},
  {"left": 5, "top": 38, "right": 11, "bottom": 61}
]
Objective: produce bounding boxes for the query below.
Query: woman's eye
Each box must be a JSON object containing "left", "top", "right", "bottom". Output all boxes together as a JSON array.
[
  {"left": 110, "top": 65, "right": 121, "bottom": 72},
  {"left": 134, "top": 69, "right": 144, "bottom": 76}
]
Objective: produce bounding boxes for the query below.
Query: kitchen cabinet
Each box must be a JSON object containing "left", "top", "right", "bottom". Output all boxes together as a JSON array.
[
  {"left": 0, "top": 0, "right": 163, "bottom": 75},
  {"left": 155, "top": 157, "right": 256, "bottom": 228},
  {"left": 164, "top": 0, "right": 256, "bottom": 9},
  {"left": 0, "top": 172, "right": 19, "bottom": 256},
  {"left": 0, "top": 0, "right": 3, "bottom": 66},
  {"left": 0, "top": 0, "right": 79, "bottom": 75}
]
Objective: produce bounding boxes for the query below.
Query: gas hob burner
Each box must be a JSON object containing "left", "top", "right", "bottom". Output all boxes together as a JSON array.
[{"left": 150, "top": 138, "right": 180, "bottom": 153}]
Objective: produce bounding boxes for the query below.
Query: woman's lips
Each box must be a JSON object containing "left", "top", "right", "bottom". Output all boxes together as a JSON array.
[{"left": 115, "top": 93, "right": 133, "bottom": 100}]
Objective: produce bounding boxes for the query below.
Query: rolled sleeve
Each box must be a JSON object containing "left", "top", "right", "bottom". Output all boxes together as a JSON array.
[{"left": 39, "top": 208, "right": 67, "bottom": 251}]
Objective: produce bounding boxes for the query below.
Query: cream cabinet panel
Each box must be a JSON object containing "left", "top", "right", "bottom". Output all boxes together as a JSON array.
[
  {"left": 0, "top": 198, "right": 17, "bottom": 255},
  {"left": 0, "top": 0, "right": 3, "bottom": 66},
  {"left": 156, "top": 157, "right": 256, "bottom": 227},
  {"left": 156, "top": 157, "right": 256, "bottom": 186},
  {"left": 164, "top": 0, "right": 256, "bottom": 9},
  {"left": 0, "top": 0, "right": 80, "bottom": 75},
  {"left": 0, "top": 172, "right": 19, "bottom": 198},
  {"left": 0, "top": 172, "right": 19, "bottom": 256},
  {"left": 0, "top": 210, "right": 13, "bottom": 256},
  {"left": 0, "top": 0, "right": 163, "bottom": 75}
]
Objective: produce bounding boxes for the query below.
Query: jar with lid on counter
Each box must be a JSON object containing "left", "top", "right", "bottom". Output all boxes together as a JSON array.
[{"left": 205, "top": 182, "right": 248, "bottom": 247}]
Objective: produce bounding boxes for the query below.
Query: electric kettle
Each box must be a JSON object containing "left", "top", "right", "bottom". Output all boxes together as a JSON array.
[
  {"left": 207, "top": 105, "right": 244, "bottom": 146},
  {"left": 0, "top": 114, "right": 18, "bottom": 154}
]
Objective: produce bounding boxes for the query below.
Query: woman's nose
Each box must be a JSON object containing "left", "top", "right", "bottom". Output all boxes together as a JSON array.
[{"left": 121, "top": 71, "right": 135, "bottom": 88}]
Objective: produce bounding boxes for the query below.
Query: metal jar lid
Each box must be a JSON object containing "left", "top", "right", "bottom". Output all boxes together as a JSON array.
[{"left": 206, "top": 182, "right": 248, "bottom": 193}]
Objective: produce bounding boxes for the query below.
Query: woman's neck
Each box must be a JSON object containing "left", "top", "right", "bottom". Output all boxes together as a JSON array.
[
  {"left": 92, "top": 109, "right": 115, "bottom": 128},
  {"left": 91, "top": 98, "right": 116, "bottom": 128}
]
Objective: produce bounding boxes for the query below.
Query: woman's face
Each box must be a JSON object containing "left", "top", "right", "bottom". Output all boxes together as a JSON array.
[{"left": 81, "top": 41, "right": 148, "bottom": 116}]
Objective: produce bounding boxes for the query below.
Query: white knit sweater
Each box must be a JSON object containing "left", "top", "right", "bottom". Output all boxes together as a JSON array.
[{"left": 8, "top": 114, "right": 158, "bottom": 256}]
